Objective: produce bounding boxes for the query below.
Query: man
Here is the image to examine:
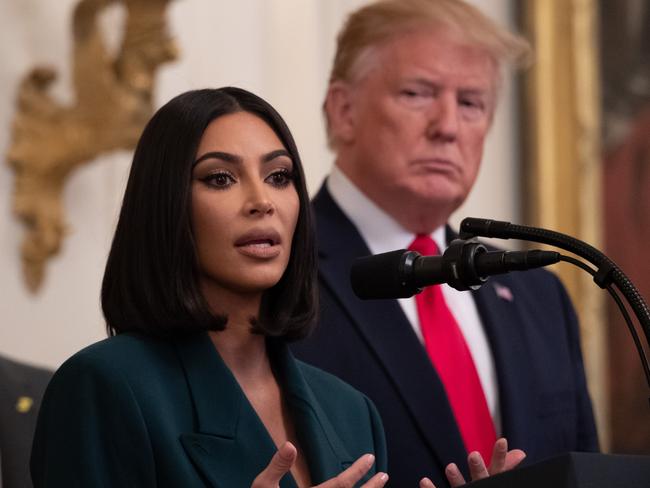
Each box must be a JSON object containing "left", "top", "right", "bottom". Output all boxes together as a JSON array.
[
  {"left": 0, "top": 354, "right": 51, "bottom": 487},
  {"left": 292, "top": 0, "right": 599, "bottom": 486}
]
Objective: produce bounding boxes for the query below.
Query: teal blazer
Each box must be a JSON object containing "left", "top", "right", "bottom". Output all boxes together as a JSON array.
[{"left": 31, "top": 333, "right": 386, "bottom": 487}]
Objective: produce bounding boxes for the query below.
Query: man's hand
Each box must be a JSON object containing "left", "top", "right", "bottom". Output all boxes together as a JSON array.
[
  {"left": 251, "top": 442, "right": 389, "bottom": 488},
  {"left": 418, "top": 438, "right": 526, "bottom": 488}
]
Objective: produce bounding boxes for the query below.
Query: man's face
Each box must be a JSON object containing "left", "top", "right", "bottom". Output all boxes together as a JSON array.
[{"left": 335, "top": 29, "right": 497, "bottom": 232}]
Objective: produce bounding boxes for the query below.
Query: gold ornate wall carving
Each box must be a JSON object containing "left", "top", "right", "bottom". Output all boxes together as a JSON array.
[
  {"left": 521, "top": 0, "right": 608, "bottom": 447},
  {"left": 6, "top": 0, "right": 177, "bottom": 292}
]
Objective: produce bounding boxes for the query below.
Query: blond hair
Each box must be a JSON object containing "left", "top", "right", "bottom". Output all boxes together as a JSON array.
[{"left": 330, "top": 0, "right": 530, "bottom": 84}]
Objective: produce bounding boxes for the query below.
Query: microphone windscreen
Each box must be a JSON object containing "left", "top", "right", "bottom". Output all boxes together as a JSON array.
[{"left": 350, "top": 250, "right": 419, "bottom": 299}]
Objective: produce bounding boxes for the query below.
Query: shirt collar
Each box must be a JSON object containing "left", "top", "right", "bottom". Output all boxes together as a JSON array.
[{"left": 327, "top": 165, "right": 447, "bottom": 254}]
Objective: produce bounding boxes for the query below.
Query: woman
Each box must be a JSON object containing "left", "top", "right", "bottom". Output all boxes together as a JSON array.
[{"left": 30, "top": 88, "right": 389, "bottom": 487}]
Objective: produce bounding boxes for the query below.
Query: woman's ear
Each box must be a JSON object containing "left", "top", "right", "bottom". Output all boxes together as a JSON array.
[{"left": 324, "top": 80, "right": 357, "bottom": 145}]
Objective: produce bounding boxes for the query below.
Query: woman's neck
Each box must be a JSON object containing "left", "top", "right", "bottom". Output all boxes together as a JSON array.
[
  {"left": 202, "top": 283, "right": 312, "bottom": 487},
  {"left": 202, "top": 281, "right": 271, "bottom": 382},
  {"left": 209, "top": 323, "right": 270, "bottom": 383}
]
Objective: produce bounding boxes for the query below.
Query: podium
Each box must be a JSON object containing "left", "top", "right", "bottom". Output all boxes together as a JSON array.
[{"left": 466, "top": 452, "right": 650, "bottom": 488}]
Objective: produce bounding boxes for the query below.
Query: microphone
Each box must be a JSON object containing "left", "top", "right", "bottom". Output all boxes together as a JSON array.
[{"left": 350, "top": 239, "right": 560, "bottom": 299}]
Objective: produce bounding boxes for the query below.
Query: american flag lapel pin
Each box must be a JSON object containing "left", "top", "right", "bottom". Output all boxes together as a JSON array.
[{"left": 493, "top": 282, "right": 514, "bottom": 302}]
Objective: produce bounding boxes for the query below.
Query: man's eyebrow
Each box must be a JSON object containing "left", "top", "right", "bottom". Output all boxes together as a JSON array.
[
  {"left": 193, "top": 151, "right": 241, "bottom": 167},
  {"left": 459, "top": 87, "right": 490, "bottom": 96},
  {"left": 404, "top": 77, "right": 491, "bottom": 95},
  {"left": 404, "top": 77, "right": 438, "bottom": 87}
]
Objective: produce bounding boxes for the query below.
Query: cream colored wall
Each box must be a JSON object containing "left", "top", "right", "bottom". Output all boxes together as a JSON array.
[{"left": 0, "top": 0, "right": 519, "bottom": 370}]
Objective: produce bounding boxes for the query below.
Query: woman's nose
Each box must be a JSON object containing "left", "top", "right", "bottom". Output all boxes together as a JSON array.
[{"left": 244, "top": 185, "right": 275, "bottom": 216}]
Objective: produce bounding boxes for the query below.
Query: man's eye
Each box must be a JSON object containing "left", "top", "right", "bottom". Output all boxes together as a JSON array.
[
  {"left": 398, "top": 88, "right": 434, "bottom": 108},
  {"left": 266, "top": 170, "right": 294, "bottom": 188},
  {"left": 400, "top": 89, "right": 431, "bottom": 98},
  {"left": 202, "top": 172, "right": 235, "bottom": 189},
  {"left": 459, "top": 98, "right": 485, "bottom": 111}
]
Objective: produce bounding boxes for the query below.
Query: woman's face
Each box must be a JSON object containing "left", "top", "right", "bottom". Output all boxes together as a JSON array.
[{"left": 191, "top": 112, "right": 300, "bottom": 303}]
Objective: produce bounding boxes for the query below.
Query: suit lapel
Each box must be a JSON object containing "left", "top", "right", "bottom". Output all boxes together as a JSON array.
[
  {"left": 472, "top": 269, "right": 537, "bottom": 448},
  {"left": 313, "top": 186, "right": 467, "bottom": 470},
  {"left": 269, "top": 340, "right": 354, "bottom": 482},
  {"left": 446, "top": 226, "right": 538, "bottom": 446},
  {"left": 174, "top": 333, "right": 296, "bottom": 488}
]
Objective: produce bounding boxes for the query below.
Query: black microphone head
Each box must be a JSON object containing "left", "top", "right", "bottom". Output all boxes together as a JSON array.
[
  {"left": 350, "top": 250, "right": 420, "bottom": 299},
  {"left": 459, "top": 217, "right": 512, "bottom": 239}
]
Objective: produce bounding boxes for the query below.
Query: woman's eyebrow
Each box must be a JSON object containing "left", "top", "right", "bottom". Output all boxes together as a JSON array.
[
  {"left": 193, "top": 151, "right": 240, "bottom": 167},
  {"left": 262, "top": 149, "right": 291, "bottom": 163},
  {"left": 193, "top": 149, "right": 291, "bottom": 167}
]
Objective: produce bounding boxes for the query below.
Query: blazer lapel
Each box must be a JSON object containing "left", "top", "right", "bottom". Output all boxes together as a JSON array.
[
  {"left": 174, "top": 333, "right": 297, "bottom": 488},
  {"left": 313, "top": 186, "right": 467, "bottom": 471},
  {"left": 269, "top": 340, "right": 355, "bottom": 483}
]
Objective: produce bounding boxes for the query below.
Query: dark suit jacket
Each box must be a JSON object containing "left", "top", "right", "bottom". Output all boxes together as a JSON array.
[
  {"left": 0, "top": 355, "right": 51, "bottom": 488},
  {"left": 31, "top": 332, "right": 386, "bottom": 487},
  {"left": 291, "top": 185, "right": 598, "bottom": 487}
]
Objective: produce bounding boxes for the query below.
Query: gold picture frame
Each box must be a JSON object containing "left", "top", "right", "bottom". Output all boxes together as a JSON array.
[{"left": 520, "top": 0, "right": 608, "bottom": 447}]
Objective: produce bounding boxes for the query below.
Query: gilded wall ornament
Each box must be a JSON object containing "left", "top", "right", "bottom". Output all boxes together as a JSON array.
[{"left": 6, "top": 0, "right": 177, "bottom": 292}]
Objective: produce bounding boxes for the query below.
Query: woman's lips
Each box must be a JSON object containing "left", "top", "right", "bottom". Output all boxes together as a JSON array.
[{"left": 235, "top": 231, "right": 282, "bottom": 259}]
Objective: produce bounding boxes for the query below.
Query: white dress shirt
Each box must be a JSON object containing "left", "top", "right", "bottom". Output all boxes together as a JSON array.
[{"left": 327, "top": 166, "right": 502, "bottom": 434}]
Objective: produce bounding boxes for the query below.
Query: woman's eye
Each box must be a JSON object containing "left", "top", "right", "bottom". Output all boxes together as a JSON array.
[
  {"left": 202, "top": 172, "right": 235, "bottom": 189},
  {"left": 266, "top": 169, "right": 293, "bottom": 188}
]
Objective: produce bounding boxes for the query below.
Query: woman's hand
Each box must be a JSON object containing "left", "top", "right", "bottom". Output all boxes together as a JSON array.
[
  {"left": 418, "top": 438, "right": 526, "bottom": 488},
  {"left": 251, "top": 442, "right": 389, "bottom": 488}
]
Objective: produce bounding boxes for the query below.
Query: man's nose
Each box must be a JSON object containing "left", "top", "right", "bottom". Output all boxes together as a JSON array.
[{"left": 426, "top": 94, "right": 458, "bottom": 142}]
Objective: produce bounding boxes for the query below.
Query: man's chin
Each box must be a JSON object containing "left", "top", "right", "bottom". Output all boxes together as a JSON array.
[{"left": 407, "top": 185, "right": 467, "bottom": 210}]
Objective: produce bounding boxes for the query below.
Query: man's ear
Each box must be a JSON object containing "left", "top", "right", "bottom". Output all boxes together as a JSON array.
[{"left": 324, "top": 80, "right": 357, "bottom": 145}]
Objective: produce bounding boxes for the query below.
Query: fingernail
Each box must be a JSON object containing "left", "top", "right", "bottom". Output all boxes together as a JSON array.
[
  {"left": 279, "top": 442, "right": 295, "bottom": 459},
  {"left": 366, "top": 454, "right": 375, "bottom": 467},
  {"left": 445, "top": 463, "right": 457, "bottom": 473},
  {"left": 380, "top": 473, "right": 388, "bottom": 481},
  {"left": 469, "top": 452, "right": 481, "bottom": 465}
]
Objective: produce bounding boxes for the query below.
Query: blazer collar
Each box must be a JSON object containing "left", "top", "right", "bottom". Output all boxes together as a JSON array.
[
  {"left": 313, "top": 185, "right": 468, "bottom": 472},
  {"left": 270, "top": 339, "right": 355, "bottom": 480},
  {"left": 174, "top": 333, "right": 353, "bottom": 487}
]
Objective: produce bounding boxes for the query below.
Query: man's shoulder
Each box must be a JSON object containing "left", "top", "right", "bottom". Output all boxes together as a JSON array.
[{"left": 0, "top": 354, "right": 52, "bottom": 393}]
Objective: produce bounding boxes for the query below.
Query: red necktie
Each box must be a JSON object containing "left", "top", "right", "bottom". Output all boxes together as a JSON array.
[{"left": 409, "top": 234, "right": 496, "bottom": 462}]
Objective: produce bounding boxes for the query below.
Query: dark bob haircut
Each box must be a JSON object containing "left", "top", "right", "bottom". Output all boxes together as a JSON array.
[{"left": 101, "top": 87, "right": 317, "bottom": 340}]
